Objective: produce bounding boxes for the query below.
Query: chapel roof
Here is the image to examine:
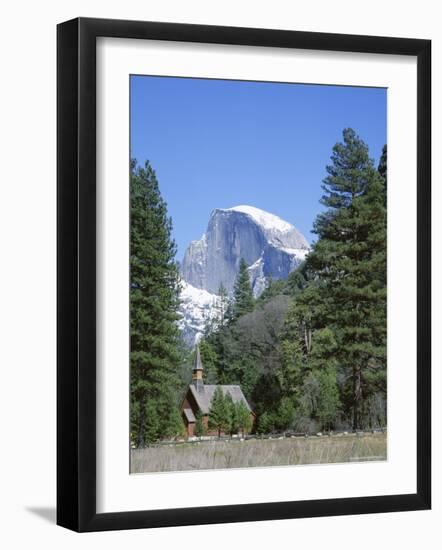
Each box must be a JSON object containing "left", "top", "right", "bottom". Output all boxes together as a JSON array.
[
  {"left": 183, "top": 408, "right": 196, "bottom": 423},
  {"left": 188, "top": 384, "right": 252, "bottom": 415}
]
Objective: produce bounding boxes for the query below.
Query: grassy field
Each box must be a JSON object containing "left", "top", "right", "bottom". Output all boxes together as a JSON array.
[{"left": 130, "top": 432, "right": 387, "bottom": 473}]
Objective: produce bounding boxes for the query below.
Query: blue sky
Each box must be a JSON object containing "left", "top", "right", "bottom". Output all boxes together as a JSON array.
[{"left": 130, "top": 75, "right": 386, "bottom": 260}]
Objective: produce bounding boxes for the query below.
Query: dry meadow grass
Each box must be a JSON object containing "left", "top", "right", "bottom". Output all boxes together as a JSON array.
[{"left": 130, "top": 432, "right": 387, "bottom": 473}]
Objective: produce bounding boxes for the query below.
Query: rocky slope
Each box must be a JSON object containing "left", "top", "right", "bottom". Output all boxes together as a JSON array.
[{"left": 179, "top": 205, "right": 310, "bottom": 345}]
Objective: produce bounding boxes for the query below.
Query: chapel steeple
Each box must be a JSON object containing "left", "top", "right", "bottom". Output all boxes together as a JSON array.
[{"left": 192, "top": 345, "right": 204, "bottom": 392}]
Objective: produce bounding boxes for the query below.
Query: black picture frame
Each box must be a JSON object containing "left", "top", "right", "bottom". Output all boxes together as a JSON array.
[{"left": 57, "top": 17, "right": 431, "bottom": 532}]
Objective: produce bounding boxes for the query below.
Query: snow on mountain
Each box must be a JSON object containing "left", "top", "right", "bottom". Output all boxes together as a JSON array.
[
  {"left": 179, "top": 205, "right": 310, "bottom": 345},
  {"left": 223, "top": 205, "right": 296, "bottom": 243},
  {"left": 221, "top": 205, "right": 309, "bottom": 251},
  {"left": 178, "top": 280, "right": 218, "bottom": 346},
  {"left": 280, "top": 247, "right": 310, "bottom": 261}
]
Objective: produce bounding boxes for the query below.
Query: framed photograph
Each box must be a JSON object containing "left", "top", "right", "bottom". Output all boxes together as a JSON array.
[{"left": 57, "top": 17, "right": 431, "bottom": 532}]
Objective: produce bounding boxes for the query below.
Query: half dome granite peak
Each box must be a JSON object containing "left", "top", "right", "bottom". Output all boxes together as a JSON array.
[{"left": 181, "top": 205, "right": 310, "bottom": 296}]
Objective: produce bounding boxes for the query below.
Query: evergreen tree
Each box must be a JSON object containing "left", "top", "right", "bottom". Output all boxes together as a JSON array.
[
  {"left": 194, "top": 410, "right": 206, "bottom": 437},
  {"left": 198, "top": 339, "right": 218, "bottom": 384},
  {"left": 298, "top": 372, "right": 321, "bottom": 422},
  {"left": 208, "top": 386, "right": 229, "bottom": 437},
  {"left": 256, "top": 411, "right": 276, "bottom": 434},
  {"left": 287, "top": 263, "right": 308, "bottom": 297},
  {"left": 235, "top": 401, "right": 252, "bottom": 437},
  {"left": 215, "top": 283, "right": 230, "bottom": 329},
  {"left": 130, "top": 159, "right": 182, "bottom": 446},
  {"left": 280, "top": 308, "right": 340, "bottom": 431},
  {"left": 275, "top": 396, "right": 295, "bottom": 431},
  {"left": 278, "top": 300, "right": 307, "bottom": 398},
  {"left": 315, "top": 367, "right": 340, "bottom": 431},
  {"left": 308, "top": 328, "right": 339, "bottom": 371},
  {"left": 257, "top": 276, "right": 287, "bottom": 305},
  {"left": 224, "top": 392, "right": 237, "bottom": 435},
  {"left": 296, "top": 368, "right": 340, "bottom": 432},
  {"left": 378, "top": 144, "right": 387, "bottom": 207},
  {"left": 232, "top": 258, "right": 255, "bottom": 319},
  {"left": 163, "top": 406, "right": 185, "bottom": 440},
  {"left": 143, "top": 400, "right": 160, "bottom": 444},
  {"left": 307, "top": 129, "right": 387, "bottom": 429},
  {"left": 378, "top": 144, "right": 387, "bottom": 181}
]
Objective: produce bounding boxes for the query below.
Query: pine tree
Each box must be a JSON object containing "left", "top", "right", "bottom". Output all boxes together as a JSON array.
[
  {"left": 224, "top": 392, "right": 237, "bottom": 435},
  {"left": 275, "top": 397, "right": 295, "bottom": 431},
  {"left": 257, "top": 276, "right": 287, "bottom": 304},
  {"left": 378, "top": 144, "right": 387, "bottom": 207},
  {"left": 287, "top": 262, "right": 308, "bottom": 296},
  {"left": 130, "top": 159, "right": 182, "bottom": 446},
  {"left": 194, "top": 410, "right": 206, "bottom": 437},
  {"left": 257, "top": 411, "right": 276, "bottom": 434},
  {"left": 208, "top": 386, "right": 229, "bottom": 437},
  {"left": 198, "top": 339, "right": 218, "bottom": 384},
  {"left": 232, "top": 258, "right": 255, "bottom": 320},
  {"left": 235, "top": 401, "right": 252, "bottom": 437},
  {"left": 277, "top": 338, "right": 303, "bottom": 398},
  {"left": 278, "top": 301, "right": 307, "bottom": 398},
  {"left": 315, "top": 367, "right": 340, "bottom": 432},
  {"left": 163, "top": 406, "right": 185, "bottom": 440},
  {"left": 378, "top": 144, "right": 387, "bottom": 182},
  {"left": 216, "top": 283, "right": 229, "bottom": 329},
  {"left": 143, "top": 400, "right": 160, "bottom": 444},
  {"left": 307, "top": 129, "right": 387, "bottom": 429}
]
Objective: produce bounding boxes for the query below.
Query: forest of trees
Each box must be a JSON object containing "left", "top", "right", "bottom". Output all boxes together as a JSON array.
[{"left": 130, "top": 129, "right": 387, "bottom": 446}]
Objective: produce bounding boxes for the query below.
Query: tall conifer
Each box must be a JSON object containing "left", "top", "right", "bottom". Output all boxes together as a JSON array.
[
  {"left": 130, "top": 160, "right": 182, "bottom": 446},
  {"left": 378, "top": 144, "right": 387, "bottom": 207},
  {"left": 307, "top": 129, "right": 387, "bottom": 429},
  {"left": 232, "top": 258, "right": 255, "bottom": 319},
  {"left": 208, "top": 387, "right": 230, "bottom": 437}
]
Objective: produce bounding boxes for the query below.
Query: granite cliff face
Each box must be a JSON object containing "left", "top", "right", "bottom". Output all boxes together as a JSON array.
[
  {"left": 178, "top": 206, "right": 310, "bottom": 345},
  {"left": 181, "top": 205, "right": 309, "bottom": 295}
]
